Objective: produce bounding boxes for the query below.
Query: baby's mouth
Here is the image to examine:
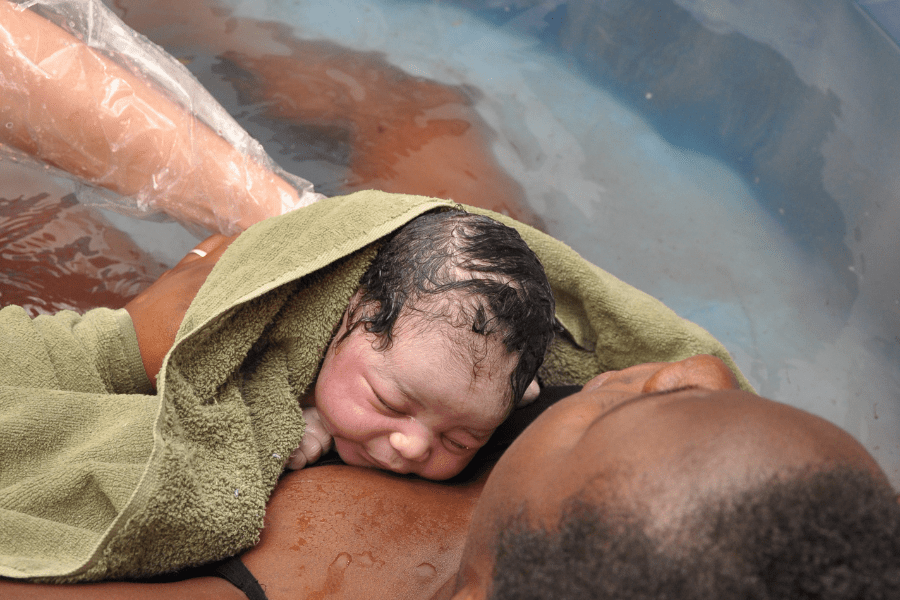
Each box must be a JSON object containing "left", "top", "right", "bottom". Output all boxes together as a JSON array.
[
  {"left": 332, "top": 438, "right": 379, "bottom": 469},
  {"left": 357, "top": 446, "right": 399, "bottom": 473},
  {"left": 367, "top": 454, "right": 393, "bottom": 471}
]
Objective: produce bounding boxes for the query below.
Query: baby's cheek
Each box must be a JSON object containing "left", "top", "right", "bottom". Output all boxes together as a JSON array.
[
  {"left": 332, "top": 438, "right": 356, "bottom": 462},
  {"left": 321, "top": 399, "right": 382, "bottom": 441},
  {"left": 311, "top": 374, "right": 349, "bottom": 431}
]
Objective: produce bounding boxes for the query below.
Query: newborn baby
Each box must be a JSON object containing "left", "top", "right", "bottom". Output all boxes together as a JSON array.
[
  {"left": 287, "top": 209, "right": 555, "bottom": 480},
  {"left": 129, "top": 207, "right": 557, "bottom": 481}
]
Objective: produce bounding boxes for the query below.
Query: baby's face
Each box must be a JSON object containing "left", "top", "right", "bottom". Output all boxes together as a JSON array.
[{"left": 312, "top": 314, "right": 514, "bottom": 480}]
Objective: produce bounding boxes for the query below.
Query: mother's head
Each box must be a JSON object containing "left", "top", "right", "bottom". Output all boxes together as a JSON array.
[{"left": 446, "top": 355, "right": 900, "bottom": 599}]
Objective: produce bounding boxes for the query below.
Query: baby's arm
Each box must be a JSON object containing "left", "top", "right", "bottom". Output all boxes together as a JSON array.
[
  {"left": 0, "top": 1, "right": 307, "bottom": 233},
  {"left": 286, "top": 407, "right": 334, "bottom": 470}
]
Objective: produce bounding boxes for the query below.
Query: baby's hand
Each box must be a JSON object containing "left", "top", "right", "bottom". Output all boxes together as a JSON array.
[{"left": 286, "top": 407, "right": 334, "bottom": 470}]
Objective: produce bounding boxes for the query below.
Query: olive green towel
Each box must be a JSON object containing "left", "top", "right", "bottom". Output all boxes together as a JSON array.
[
  {"left": 0, "top": 190, "right": 749, "bottom": 583},
  {"left": 0, "top": 191, "right": 446, "bottom": 582},
  {"left": 469, "top": 207, "right": 753, "bottom": 391}
]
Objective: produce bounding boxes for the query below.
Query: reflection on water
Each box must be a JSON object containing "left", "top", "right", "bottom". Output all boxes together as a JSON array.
[
  {"left": 1, "top": 0, "right": 545, "bottom": 315},
  {"left": 0, "top": 192, "right": 165, "bottom": 316},
  {"left": 111, "top": 0, "right": 543, "bottom": 228}
]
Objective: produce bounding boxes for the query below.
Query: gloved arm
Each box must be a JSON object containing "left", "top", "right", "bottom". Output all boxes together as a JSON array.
[{"left": 0, "top": 0, "right": 319, "bottom": 234}]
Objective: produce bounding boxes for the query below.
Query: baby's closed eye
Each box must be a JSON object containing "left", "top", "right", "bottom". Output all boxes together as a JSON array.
[
  {"left": 375, "top": 394, "right": 403, "bottom": 414},
  {"left": 446, "top": 437, "right": 471, "bottom": 451}
]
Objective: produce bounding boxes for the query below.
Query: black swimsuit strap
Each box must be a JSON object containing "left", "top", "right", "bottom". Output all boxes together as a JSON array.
[{"left": 213, "top": 556, "right": 269, "bottom": 600}]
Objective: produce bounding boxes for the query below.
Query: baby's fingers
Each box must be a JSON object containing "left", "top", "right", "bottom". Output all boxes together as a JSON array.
[{"left": 286, "top": 408, "right": 334, "bottom": 470}]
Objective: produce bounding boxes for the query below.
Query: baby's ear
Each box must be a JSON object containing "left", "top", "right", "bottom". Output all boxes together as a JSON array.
[
  {"left": 346, "top": 288, "right": 384, "bottom": 320},
  {"left": 518, "top": 378, "right": 540, "bottom": 407},
  {"left": 344, "top": 288, "right": 365, "bottom": 315}
]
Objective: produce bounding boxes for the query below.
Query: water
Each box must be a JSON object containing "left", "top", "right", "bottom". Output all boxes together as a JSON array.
[
  {"left": 2, "top": 0, "right": 898, "bottom": 483},
  {"left": 188, "top": 0, "right": 900, "bottom": 484}
]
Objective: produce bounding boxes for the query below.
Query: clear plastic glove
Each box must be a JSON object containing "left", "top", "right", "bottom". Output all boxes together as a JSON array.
[
  {"left": 286, "top": 407, "right": 334, "bottom": 470},
  {"left": 0, "top": 0, "right": 322, "bottom": 236}
]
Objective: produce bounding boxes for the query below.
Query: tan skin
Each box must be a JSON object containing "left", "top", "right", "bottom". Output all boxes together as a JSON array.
[
  {"left": 1, "top": 10, "right": 549, "bottom": 588},
  {"left": 0, "top": 1, "right": 304, "bottom": 233},
  {"left": 0, "top": 467, "right": 484, "bottom": 600},
  {"left": 1, "top": 355, "right": 756, "bottom": 599},
  {"left": 9, "top": 5, "right": 888, "bottom": 599},
  {"left": 240, "top": 468, "right": 483, "bottom": 600},
  {"left": 0, "top": 4, "right": 741, "bottom": 598},
  {"left": 2, "top": 0, "right": 541, "bottom": 320}
]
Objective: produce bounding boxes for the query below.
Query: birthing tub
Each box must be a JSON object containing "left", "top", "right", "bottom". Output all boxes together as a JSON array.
[{"left": 3, "top": 0, "right": 898, "bottom": 484}]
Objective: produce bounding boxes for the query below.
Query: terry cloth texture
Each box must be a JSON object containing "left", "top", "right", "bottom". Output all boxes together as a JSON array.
[
  {"left": 464, "top": 207, "right": 753, "bottom": 391},
  {"left": 0, "top": 190, "right": 751, "bottom": 583},
  {"left": 0, "top": 191, "right": 447, "bottom": 582}
]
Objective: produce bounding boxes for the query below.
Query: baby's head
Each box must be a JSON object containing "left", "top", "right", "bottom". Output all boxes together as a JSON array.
[{"left": 312, "top": 209, "right": 556, "bottom": 480}]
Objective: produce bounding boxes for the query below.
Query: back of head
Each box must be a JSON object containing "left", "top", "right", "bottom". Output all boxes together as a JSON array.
[
  {"left": 347, "top": 208, "right": 556, "bottom": 406},
  {"left": 489, "top": 467, "right": 900, "bottom": 600}
]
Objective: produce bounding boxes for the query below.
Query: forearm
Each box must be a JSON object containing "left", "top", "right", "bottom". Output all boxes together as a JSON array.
[
  {"left": 125, "top": 233, "right": 237, "bottom": 385},
  {"left": 0, "top": 1, "right": 300, "bottom": 232}
]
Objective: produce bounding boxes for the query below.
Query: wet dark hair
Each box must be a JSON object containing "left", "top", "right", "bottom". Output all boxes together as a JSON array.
[
  {"left": 342, "top": 208, "right": 556, "bottom": 406},
  {"left": 489, "top": 467, "right": 900, "bottom": 599}
]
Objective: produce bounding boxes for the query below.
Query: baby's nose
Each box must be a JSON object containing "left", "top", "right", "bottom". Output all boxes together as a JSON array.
[{"left": 389, "top": 429, "right": 432, "bottom": 462}]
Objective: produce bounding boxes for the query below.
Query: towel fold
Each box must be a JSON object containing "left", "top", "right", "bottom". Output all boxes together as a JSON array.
[
  {"left": 0, "top": 190, "right": 749, "bottom": 582},
  {"left": 467, "top": 207, "right": 753, "bottom": 391}
]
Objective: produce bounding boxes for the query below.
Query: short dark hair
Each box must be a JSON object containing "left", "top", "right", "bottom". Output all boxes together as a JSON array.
[
  {"left": 490, "top": 467, "right": 900, "bottom": 599},
  {"left": 342, "top": 208, "right": 556, "bottom": 406}
]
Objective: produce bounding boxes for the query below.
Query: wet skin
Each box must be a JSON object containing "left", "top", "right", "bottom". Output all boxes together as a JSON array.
[
  {"left": 125, "top": 243, "right": 519, "bottom": 472},
  {"left": 7, "top": 4, "right": 853, "bottom": 599},
  {"left": 3, "top": 0, "right": 544, "bottom": 318},
  {"left": 0, "top": 355, "right": 772, "bottom": 600}
]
